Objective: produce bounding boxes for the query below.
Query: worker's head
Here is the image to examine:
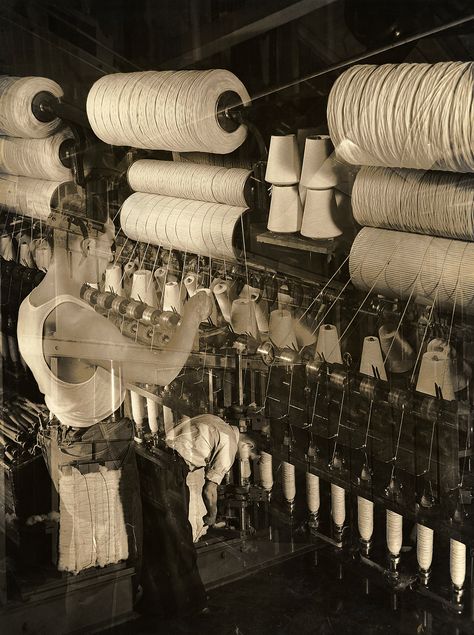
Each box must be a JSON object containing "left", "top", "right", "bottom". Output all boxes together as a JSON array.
[{"left": 50, "top": 216, "right": 115, "bottom": 283}]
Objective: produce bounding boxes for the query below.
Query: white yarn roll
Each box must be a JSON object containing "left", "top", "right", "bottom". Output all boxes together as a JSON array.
[
  {"left": 306, "top": 472, "right": 320, "bottom": 514},
  {"left": 450, "top": 538, "right": 466, "bottom": 588},
  {"left": 416, "top": 352, "right": 455, "bottom": 401},
  {"left": 146, "top": 399, "right": 159, "bottom": 434},
  {"left": 0, "top": 130, "right": 73, "bottom": 181},
  {"left": 130, "top": 391, "right": 145, "bottom": 427},
  {"left": 282, "top": 461, "right": 296, "bottom": 502},
  {"left": 213, "top": 282, "right": 232, "bottom": 322},
  {"left": 120, "top": 192, "right": 248, "bottom": 261},
  {"left": 0, "top": 235, "right": 14, "bottom": 261},
  {"left": 259, "top": 451, "right": 273, "bottom": 491},
  {"left": 328, "top": 62, "right": 474, "bottom": 172},
  {"left": 87, "top": 70, "right": 250, "bottom": 153},
  {"left": 128, "top": 160, "right": 250, "bottom": 207},
  {"left": 163, "top": 281, "right": 182, "bottom": 313},
  {"left": 0, "top": 174, "right": 72, "bottom": 221},
  {"left": 331, "top": 483, "right": 346, "bottom": 528},
  {"left": 359, "top": 336, "right": 387, "bottom": 380},
  {"left": 239, "top": 442, "right": 252, "bottom": 479},
  {"left": 350, "top": 227, "right": 474, "bottom": 313},
  {"left": 131, "top": 269, "right": 157, "bottom": 307},
  {"left": 230, "top": 298, "right": 258, "bottom": 338},
  {"left": 416, "top": 524, "right": 434, "bottom": 572},
  {"left": 267, "top": 185, "right": 302, "bottom": 233},
  {"left": 269, "top": 309, "right": 298, "bottom": 349},
  {"left": 386, "top": 510, "right": 403, "bottom": 557},
  {"left": 0, "top": 75, "right": 63, "bottom": 138},
  {"left": 34, "top": 244, "right": 51, "bottom": 271},
  {"left": 300, "top": 188, "right": 341, "bottom": 239},
  {"left": 265, "top": 134, "right": 301, "bottom": 185},
  {"left": 104, "top": 264, "right": 123, "bottom": 295},
  {"left": 19, "top": 242, "right": 34, "bottom": 268},
  {"left": 184, "top": 273, "right": 199, "bottom": 297},
  {"left": 300, "top": 135, "right": 333, "bottom": 202},
  {"left": 316, "top": 324, "right": 343, "bottom": 364},
  {"left": 353, "top": 167, "right": 474, "bottom": 241},
  {"left": 357, "top": 496, "right": 374, "bottom": 542}
]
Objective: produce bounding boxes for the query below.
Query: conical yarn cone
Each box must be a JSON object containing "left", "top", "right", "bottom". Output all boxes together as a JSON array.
[
  {"left": 306, "top": 152, "right": 354, "bottom": 193},
  {"left": 427, "top": 339, "right": 468, "bottom": 393},
  {"left": 416, "top": 352, "right": 455, "bottom": 401},
  {"left": 213, "top": 282, "right": 232, "bottom": 322},
  {"left": 359, "top": 336, "right": 387, "bottom": 380},
  {"left": 265, "top": 134, "right": 301, "bottom": 185},
  {"left": 230, "top": 298, "right": 258, "bottom": 338},
  {"left": 131, "top": 269, "right": 157, "bottom": 306},
  {"left": 316, "top": 324, "right": 342, "bottom": 364},
  {"left": 301, "top": 188, "right": 341, "bottom": 239},
  {"left": 378, "top": 324, "right": 415, "bottom": 373},
  {"left": 19, "top": 243, "right": 33, "bottom": 267},
  {"left": 269, "top": 309, "right": 298, "bottom": 349},
  {"left": 299, "top": 135, "right": 333, "bottom": 204},
  {"left": 163, "top": 280, "right": 183, "bottom": 313},
  {"left": 105, "top": 264, "right": 123, "bottom": 295},
  {"left": 184, "top": 272, "right": 199, "bottom": 297},
  {"left": 0, "top": 236, "right": 14, "bottom": 261},
  {"left": 267, "top": 185, "right": 302, "bottom": 233}
]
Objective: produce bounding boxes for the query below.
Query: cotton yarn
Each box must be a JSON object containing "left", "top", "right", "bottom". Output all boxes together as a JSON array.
[
  {"left": 306, "top": 472, "right": 320, "bottom": 515},
  {"left": 120, "top": 192, "right": 248, "bottom": 261},
  {"left": 259, "top": 451, "right": 273, "bottom": 491},
  {"left": 328, "top": 62, "right": 474, "bottom": 172},
  {"left": 353, "top": 166, "right": 474, "bottom": 241},
  {"left": 349, "top": 227, "right": 474, "bottom": 313},
  {"left": 282, "top": 461, "right": 296, "bottom": 502},
  {"left": 331, "top": 483, "right": 345, "bottom": 528},
  {"left": 450, "top": 538, "right": 466, "bottom": 588},
  {"left": 357, "top": 496, "right": 374, "bottom": 542},
  {"left": 0, "top": 175, "right": 70, "bottom": 221},
  {"left": 416, "top": 524, "right": 434, "bottom": 572},
  {"left": 0, "top": 76, "right": 63, "bottom": 138},
  {"left": 86, "top": 70, "right": 250, "bottom": 153},
  {"left": 386, "top": 510, "right": 403, "bottom": 557},
  {"left": 128, "top": 160, "right": 251, "bottom": 207}
]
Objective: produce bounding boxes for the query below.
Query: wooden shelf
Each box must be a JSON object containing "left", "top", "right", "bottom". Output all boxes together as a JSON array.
[{"left": 256, "top": 230, "right": 337, "bottom": 255}]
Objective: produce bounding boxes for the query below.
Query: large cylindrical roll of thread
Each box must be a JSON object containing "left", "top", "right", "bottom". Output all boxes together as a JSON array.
[
  {"left": 231, "top": 298, "right": 258, "bottom": 338},
  {"left": 213, "top": 282, "right": 232, "bottom": 322},
  {"left": 131, "top": 269, "right": 157, "bottom": 307},
  {"left": 0, "top": 75, "right": 63, "bottom": 138},
  {"left": 0, "top": 130, "right": 73, "bottom": 181},
  {"left": 259, "top": 451, "right": 273, "bottom": 491},
  {"left": 357, "top": 496, "right": 374, "bottom": 542},
  {"left": 267, "top": 185, "right": 302, "bottom": 233},
  {"left": 416, "top": 524, "right": 434, "bottom": 572},
  {"left": 120, "top": 192, "right": 248, "bottom": 261},
  {"left": 269, "top": 309, "right": 298, "bottom": 349},
  {"left": 386, "top": 510, "right": 403, "bottom": 557},
  {"left": 328, "top": 62, "right": 474, "bottom": 172},
  {"left": 87, "top": 70, "right": 251, "bottom": 153},
  {"left": 306, "top": 472, "right": 320, "bottom": 514},
  {"left": 163, "top": 281, "right": 183, "bottom": 314},
  {"left": 450, "top": 539, "right": 466, "bottom": 589},
  {"left": 104, "top": 264, "right": 123, "bottom": 295},
  {"left": 316, "top": 324, "right": 343, "bottom": 364},
  {"left": 331, "top": 483, "right": 346, "bottom": 528},
  {"left": 282, "top": 461, "right": 296, "bottom": 502},
  {"left": 353, "top": 167, "right": 474, "bottom": 241},
  {"left": 128, "top": 160, "right": 251, "bottom": 207},
  {"left": 349, "top": 227, "right": 474, "bottom": 313},
  {"left": 0, "top": 175, "right": 73, "bottom": 221}
]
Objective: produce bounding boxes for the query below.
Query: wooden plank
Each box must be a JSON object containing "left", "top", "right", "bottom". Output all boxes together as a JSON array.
[
  {"left": 256, "top": 230, "right": 336, "bottom": 255},
  {"left": 160, "top": 0, "right": 338, "bottom": 69}
]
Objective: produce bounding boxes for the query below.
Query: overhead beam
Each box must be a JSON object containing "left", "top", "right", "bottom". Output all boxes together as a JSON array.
[{"left": 160, "top": 0, "right": 338, "bottom": 70}]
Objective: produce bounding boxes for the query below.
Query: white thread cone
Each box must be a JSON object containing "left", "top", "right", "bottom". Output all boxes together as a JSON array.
[
  {"left": 416, "top": 351, "right": 455, "bottom": 401},
  {"left": 417, "top": 524, "right": 433, "bottom": 572},
  {"left": 131, "top": 269, "right": 157, "bottom": 306},
  {"left": 386, "top": 510, "right": 403, "bottom": 557},
  {"left": 19, "top": 242, "right": 34, "bottom": 267},
  {"left": 230, "top": 298, "right": 258, "bottom": 338},
  {"left": 259, "top": 451, "right": 273, "bottom": 491},
  {"left": 0, "top": 236, "right": 14, "bottom": 261},
  {"left": 427, "top": 339, "right": 469, "bottom": 393},
  {"left": 267, "top": 185, "right": 302, "bottom": 233},
  {"left": 105, "top": 264, "right": 123, "bottom": 295},
  {"left": 265, "top": 134, "right": 301, "bottom": 185},
  {"left": 358, "top": 496, "right": 374, "bottom": 542},
  {"left": 163, "top": 281, "right": 182, "bottom": 314},
  {"left": 331, "top": 483, "right": 346, "bottom": 528},
  {"left": 239, "top": 283, "right": 261, "bottom": 300},
  {"left": 184, "top": 272, "right": 199, "bottom": 297},
  {"left": 306, "top": 472, "right": 320, "bottom": 514},
  {"left": 147, "top": 399, "right": 159, "bottom": 434},
  {"left": 450, "top": 539, "right": 466, "bottom": 588},
  {"left": 196, "top": 287, "right": 218, "bottom": 325},
  {"left": 269, "top": 309, "right": 297, "bottom": 349},
  {"left": 213, "top": 282, "right": 232, "bottom": 322},
  {"left": 130, "top": 391, "right": 145, "bottom": 427},
  {"left": 378, "top": 325, "right": 415, "bottom": 373},
  {"left": 282, "top": 461, "right": 296, "bottom": 502},
  {"left": 300, "top": 135, "right": 333, "bottom": 204},
  {"left": 316, "top": 324, "right": 342, "bottom": 364},
  {"left": 301, "top": 188, "right": 341, "bottom": 239},
  {"left": 360, "top": 336, "right": 387, "bottom": 380}
]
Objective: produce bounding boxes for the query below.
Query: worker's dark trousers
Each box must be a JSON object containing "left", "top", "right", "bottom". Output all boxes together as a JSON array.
[{"left": 136, "top": 450, "right": 207, "bottom": 617}]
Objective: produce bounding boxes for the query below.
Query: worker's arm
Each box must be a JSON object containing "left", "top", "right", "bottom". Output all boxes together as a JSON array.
[
  {"left": 50, "top": 291, "right": 212, "bottom": 386},
  {"left": 202, "top": 480, "right": 218, "bottom": 526}
]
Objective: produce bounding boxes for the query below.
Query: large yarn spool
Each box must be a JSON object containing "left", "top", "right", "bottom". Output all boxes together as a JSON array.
[
  {"left": 328, "top": 62, "right": 474, "bottom": 172},
  {"left": 353, "top": 167, "right": 474, "bottom": 241},
  {"left": 300, "top": 188, "right": 341, "bottom": 239},
  {"left": 331, "top": 483, "right": 345, "bottom": 528},
  {"left": 267, "top": 185, "right": 302, "bottom": 233},
  {"left": 281, "top": 461, "right": 296, "bottom": 502},
  {"left": 259, "top": 451, "right": 273, "bottom": 491},
  {"left": 131, "top": 269, "right": 157, "bottom": 307},
  {"left": 0, "top": 175, "right": 74, "bottom": 221},
  {"left": 104, "top": 264, "right": 123, "bottom": 295},
  {"left": 163, "top": 281, "right": 183, "bottom": 314},
  {"left": 0, "top": 130, "right": 73, "bottom": 181},
  {"left": 316, "top": 324, "right": 343, "bottom": 364},
  {"left": 450, "top": 538, "right": 466, "bottom": 589},
  {"left": 230, "top": 298, "right": 258, "bottom": 338},
  {"left": 120, "top": 192, "right": 248, "bottom": 261},
  {"left": 349, "top": 227, "right": 474, "bottom": 314},
  {"left": 357, "top": 496, "right": 374, "bottom": 542},
  {"left": 386, "top": 510, "right": 403, "bottom": 557},
  {"left": 359, "top": 336, "right": 387, "bottom": 380},
  {"left": 265, "top": 134, "right": 301, "bottom": 185},
  {"left": 87, "top": 70, "right": 250, "bottom": 153},
  {"left": 416, "top": 351, "right": 455, "bottom": 401},
  {"left": 306, "top": 472, "right": 320, "bottom": 515},
  {"left": 0, "top": 76, "right": 63, "bottom": 138},
  {"left": 128, "top": 160, "right": 251, "bottom": 207},
  {"left": 269, "top": 309, "right": 297, "bottom": 349},
  {"left": 299, "top": 135, "right": 333, "bottom": 204},
  {"left": 416, "top": 524, "right": 434, "bottom": 572}
]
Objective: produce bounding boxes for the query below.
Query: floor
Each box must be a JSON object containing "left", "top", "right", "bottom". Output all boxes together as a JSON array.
[{"left": 104, "top": 548, "right": 474, "bottom": 635}]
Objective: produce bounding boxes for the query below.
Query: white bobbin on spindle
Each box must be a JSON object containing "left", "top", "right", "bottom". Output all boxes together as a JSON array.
[
  {"left": 357, "top": 496, "right": 374, "bottom": 542},
  {"left": 259, "top": 451, "right": 273, "bottom": 492},
  {"left": 386, "top": 510, "right": 403, "bottom": 557},
  {"left": 331, "top": 483, "right": 346, "bottom": 528},
  {"left": 146, "top": 399, "right": 159, "bottom": 434},
  {"left": 450, "top": 538, "right": 466, "bottom": 589},
  {"left": 282, "top": 461, "right": 296, "bottom": 503},
  {"left": 306, "top": 472, "right": 320, "bottom": 515},
  {"left": 416, "top": 524, "right": 434, "bottom": 572}
]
